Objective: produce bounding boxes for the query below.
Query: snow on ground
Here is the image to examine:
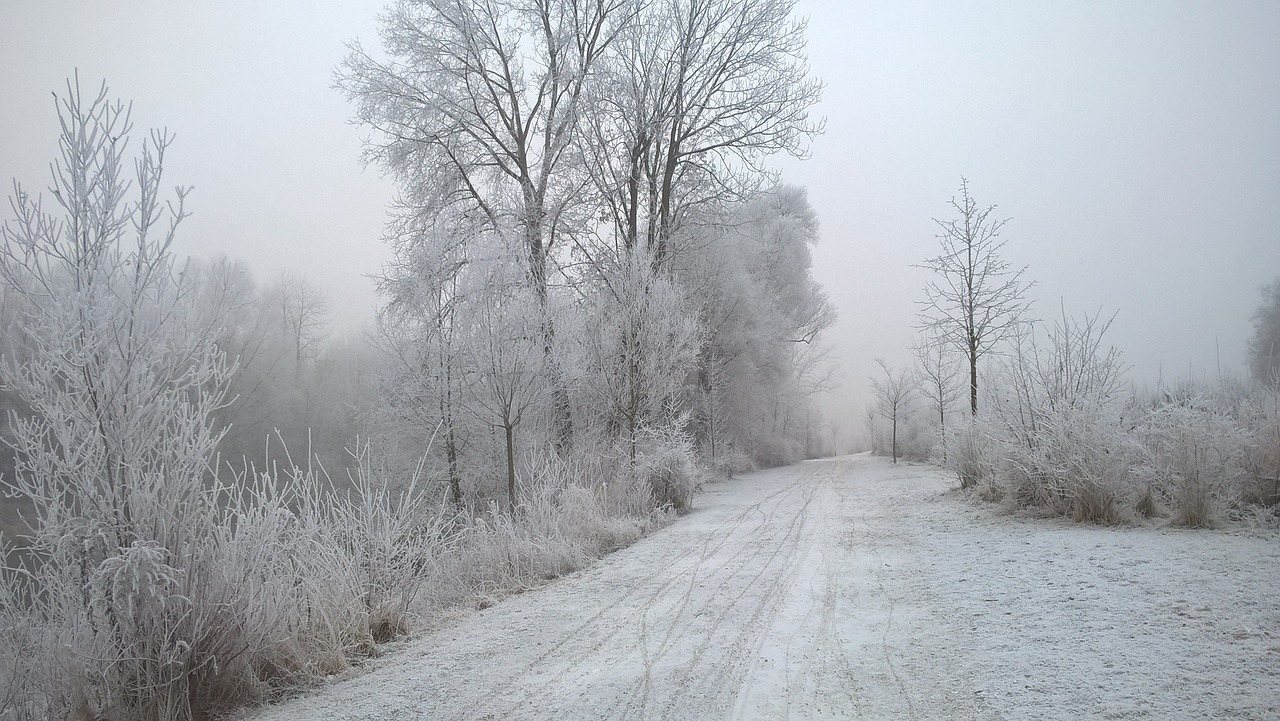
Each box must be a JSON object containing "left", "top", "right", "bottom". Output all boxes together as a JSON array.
[{"left": 242, "top": 454, "right": 1280, "bottom": 720}]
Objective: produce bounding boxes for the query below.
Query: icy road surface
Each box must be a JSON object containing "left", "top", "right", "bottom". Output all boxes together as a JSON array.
[{"left": 246, "top": 455, "right": 1280, "bottom": 720}]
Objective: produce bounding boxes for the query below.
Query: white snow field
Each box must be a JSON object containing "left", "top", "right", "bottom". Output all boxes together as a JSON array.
[{"left": 244, "top": 454, "right": 1280, "bottom": 721}]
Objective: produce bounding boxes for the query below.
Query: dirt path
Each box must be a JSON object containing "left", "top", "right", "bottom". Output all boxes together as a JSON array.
[{"left": 245, "top": 455, "right": 1280, "bottom": 721}]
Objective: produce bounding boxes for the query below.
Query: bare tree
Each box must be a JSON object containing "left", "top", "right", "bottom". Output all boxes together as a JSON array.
[
  {"left": 911, "top": 331, "right": 964, "bottom": 461},
  {"left": 339, "top": 0, "right": 632, "bottom": 449},
  {"left": 1248, "top": 277, "right": 1280, "bottom": 387},
  {"left": 375, "top": 215, "right": 470, "bottom": 505},
  {"left": 585, "top": 0, "right": 823, "bottom": 267},
  {"left": 871, "top": 358, "right": 915, "bottom": 464},
  {"left": 273, "top": 272, "right": 331, "bottom": 374},
  {"left": 460, "top": 272, "right": 547, "bottom": 511},
  {"left": 917, "top": 178, "right": 1033, "bottom": 415},
  {"left": 339, "top": 0, "right": 629, "bottom": 302}
]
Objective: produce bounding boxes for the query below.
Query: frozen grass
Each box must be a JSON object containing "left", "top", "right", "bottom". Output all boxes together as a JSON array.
[{"left": 0, "top": 444, "right": 690, "bottom": 721}]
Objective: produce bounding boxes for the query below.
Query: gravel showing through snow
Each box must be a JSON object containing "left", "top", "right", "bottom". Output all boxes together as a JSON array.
[{"left": 243, "top": 454, "right": 1280, "bottom": 720}]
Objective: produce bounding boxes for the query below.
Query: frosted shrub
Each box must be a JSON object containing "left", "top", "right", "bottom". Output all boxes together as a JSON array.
[
  {"left": 949, "top": 417, "right": 995, "bottom": 491},
  {"left": 1241, "top": 385, "right": 1280, "bottom": 509},
  {"left": 392, "top": 446, "right": 668, "bottom": 613},
  {"left": 751, "top": 434, "right": 804, "bottom": 468},
  {"left": 634, "top": 424, "right": 699, "bottom": 514},
  {"left": 962, "top": 309, "right": 1134, "bottom": 522},
  {"left": 717, "top": 446, "right": 757, "bottom": 479},
  {"left": 0, "top": 551, "right": 43, "bottom": 720},
  {"left": 84, "top": 542, "right": 193, "bottom": 720},
  {"left": 326, "top": 446, "right": 457, "bottom": 644},
  {"left": 1134, "top": 400, "right": 1253, "bottom": 528},
  {"left": 998, "top": 405, "right": 1133, "bottom": 524},
  {"left": 898, "top": 414, "right": 936, "bottom": 462}
]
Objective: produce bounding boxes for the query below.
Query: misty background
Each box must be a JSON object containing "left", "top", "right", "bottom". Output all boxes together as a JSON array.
[{"left": 3, "top": 0, "right": 1278, "bottom": 443}]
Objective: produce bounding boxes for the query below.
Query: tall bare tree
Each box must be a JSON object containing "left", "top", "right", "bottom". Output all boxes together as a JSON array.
[
  {"left": 272, "top": 272, "right": 331, "bottom": 375},
  {"left": 340, "top": 0, "right": 633, "bottom": 449},
  {"left": 585, "top": 0, "right": 822, "bottom": 267},
  {"left": 917, "top": 178, "right": 1033, "bottom": 415}
]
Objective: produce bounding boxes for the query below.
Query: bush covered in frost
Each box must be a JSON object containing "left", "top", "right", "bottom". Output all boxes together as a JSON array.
[{"left": 947, "top": 311, "right": 1279, "bottom": 527}]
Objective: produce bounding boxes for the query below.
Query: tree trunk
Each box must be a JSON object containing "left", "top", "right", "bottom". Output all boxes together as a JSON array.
[
  {"left": 939, "top": 404, "right": 948, "bottom": 464},
  {"left": 445, "top": 421, "right": 461, "bottom": 506},
  {"left": 891, "top": 413, "right": 898, "bottom": 464},
  {"left": 505, "top": 422, "right": 516, "bottom": 512},
  {"left": 969, "top": 345, "right": 979, "bottom": 415},
  {"left": 441, "top": 353, "right": 462, "bottom": 506},
  {"left": 524, "top": 185, "right": 573, "bottom": 452},
  {"left": 655, "top": 128, "right": 681, "bottom": 272}
]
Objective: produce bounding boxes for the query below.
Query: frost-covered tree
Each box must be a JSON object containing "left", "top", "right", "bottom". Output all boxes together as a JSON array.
[
  {"left": 339, "top": 0, "right": 627, "bottom": 302},
  {"left": 681, "top": 186, "right": 834, "bottom": 466},
  {"left": 457, "top": 238, "right": 548, "bottom": 509},
  {"left": 346, "top": 0, "right": 828, "bottom": 488},
  {"left": 374, "top": 215, "right": 470, "bottom": 503},
  {"left": 340, "top": 0, "right": 634, "bottom": 448},
  {"left": 585, "top": 0, "right": 823, "bottom": 266},
  {"left": 576, "top": 246, "right": 701, "bottom": 460},
  {"left": 1248, "top": 277, "right": 1280, "bottom": 387},
  {"left": 0, "top": 78, "right": 235, "bottom": 721},
  {"left": 0, "top": 79, "right": 234, "bottom": 551},
  {"left": 917, "top": 178, "right": 1033, "bottom": 415}
]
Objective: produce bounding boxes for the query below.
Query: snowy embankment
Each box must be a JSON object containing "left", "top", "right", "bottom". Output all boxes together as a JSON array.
[{"left": 243, "top": 455, "right": 1280, "bottom": 721}]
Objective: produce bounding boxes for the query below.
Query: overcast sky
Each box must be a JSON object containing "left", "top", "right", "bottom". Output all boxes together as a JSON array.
[{"left": 3, "top": 0, "right": 1278, "bottom": 430}]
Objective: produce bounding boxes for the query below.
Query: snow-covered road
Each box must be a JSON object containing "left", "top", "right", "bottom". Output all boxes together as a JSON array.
[{"left": 245, "top": 455, "right": 1280, "bottom": 721}]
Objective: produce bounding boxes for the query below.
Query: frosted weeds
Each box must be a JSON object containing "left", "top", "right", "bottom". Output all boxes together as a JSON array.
[{"left": 241, "top": 456, "right": 1279, "bottom": 721}]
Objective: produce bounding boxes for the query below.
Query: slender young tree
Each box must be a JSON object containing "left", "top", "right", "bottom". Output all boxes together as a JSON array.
[
  {"left": 917, "top": 178, "right": 1033, "bottom": 415},
  {"left": 459, "top": 259, "right": 547, "bottom": 511},
  {"left": 871, "top": 358, "right": 915, "bottom": 464},
  {"left": 374, "top": 215, "right": 471, "bottom": 504},
  {"left": 911, "top": 332, "right": 963, "bottom": 460}
]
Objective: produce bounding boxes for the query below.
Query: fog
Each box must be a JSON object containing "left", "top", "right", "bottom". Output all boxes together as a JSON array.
[{"left": 3, "top": 0, "right": 1278, "bottom": 436}]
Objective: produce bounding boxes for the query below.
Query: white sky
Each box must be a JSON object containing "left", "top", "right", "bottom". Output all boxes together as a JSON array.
[{"left": 3, "top": 0, "right": 1279, "bottom": 429}]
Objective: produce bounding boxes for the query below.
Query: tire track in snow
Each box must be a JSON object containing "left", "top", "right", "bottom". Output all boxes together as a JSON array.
[
  {"left": 479, "top": 471, "right": 811, "bottom": 719},
  {"left": 643, "top": 471, "right": 817, "bottom": 719}
]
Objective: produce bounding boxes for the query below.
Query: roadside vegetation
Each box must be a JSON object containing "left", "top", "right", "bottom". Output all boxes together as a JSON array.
[
  {"left": 0, "top": 0, "right": 834, "bottom": 717},
  {"left": 867, "top": 180, "right": 1280, "bottom": 529}
]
